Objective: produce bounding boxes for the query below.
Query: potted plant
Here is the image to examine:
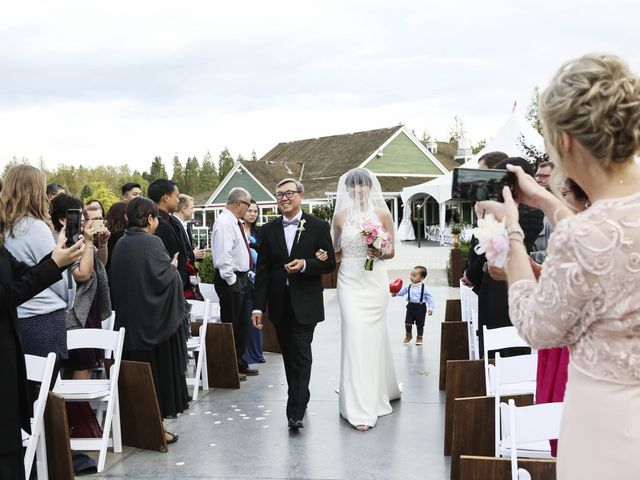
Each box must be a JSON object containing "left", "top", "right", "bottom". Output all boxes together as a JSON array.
[{"left": 451, "top": 224, "right": 462, "bottom": 248}]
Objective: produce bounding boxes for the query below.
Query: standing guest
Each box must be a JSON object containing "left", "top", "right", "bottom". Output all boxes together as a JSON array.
[
  {"left": 174, "top": 194, "right": 206, "bottom": 300},
  {"left": 121, "top": 182, "right": 142, "bottom": 202},
  {"left": 46, "top": 182, "right": 66, "bottom": 201},
  {"left": 530, "top": 161, "right": 556, "bottom": 262},
  {"left": 85, "top": 199, "right": 105, "bottom": 218},
  {"left": 148, "top": 179, "right": 190, "bottom": 293},
  {"left": 51, "top": 194, "right": 112, "bottom": 380},
  {"left": 479, "top": 53, "right": 640, "bottom": 479},
  {"left": 0, "top": 229, "right": 83, "bottom": 480},
  {"left": 110, "top": 197, "right": 189, "bottom": 443},
  {"left": 104, "top": 201, "right": 128, "bottom": 273},
  {"left": 211, "top": 188, "right": 256, "bottom": 380},
  {"left": 242, "top": 200, "right": 265, "bottom": 364},
  {"left": 1, "top": 166, "right": 75, "bottom": 363}
]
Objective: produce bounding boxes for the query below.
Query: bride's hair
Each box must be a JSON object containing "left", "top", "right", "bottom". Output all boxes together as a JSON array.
[{"left": 345, "top": 168, "right": 373, "bottom": 188}]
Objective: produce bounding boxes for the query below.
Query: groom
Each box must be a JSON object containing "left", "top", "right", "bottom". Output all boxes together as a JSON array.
[{"left": 252, "top": 178, "right": 336, "bottom": 429}]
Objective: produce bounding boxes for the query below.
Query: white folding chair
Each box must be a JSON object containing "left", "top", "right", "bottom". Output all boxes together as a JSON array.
[
  {"left": 483, "top": 325, "right": 532, "bottom": 395},
  {"left": 54, "top": 327, "right": 125, "bottom": 473},
  {"left": 199, "top": 282, "right": 219, "bottom": 303},
  {"left": 506, "top": 399, "right": 563, "bottom": 480},
  {"left": 494, "top": 352, "right": 540, "bottom": 457},
  {"left": 460, "top": 281, "right": 479, "bottom": 359},
  {"left": 101, "top": 311, "right": 116, "bottom": 361},
  {"left": 23, "top": 352, "right": 56, "bottom": 480},
  {"left": 186, "top": 299, "right": 212, "bottom": 400}
]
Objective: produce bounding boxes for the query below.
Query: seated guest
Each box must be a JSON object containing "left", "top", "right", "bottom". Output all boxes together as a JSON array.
[
  {"left": 110, "top": 197, "right": 189, "bottom": 444},
  {"left": 2, "top": 166, "right": 75, "bottom": 363},
  {"left": 50, "top": 194, "right": 112, "bottom": 380},
  {"left": 0, "top": 224, "right": 83, "bottom": 480}
]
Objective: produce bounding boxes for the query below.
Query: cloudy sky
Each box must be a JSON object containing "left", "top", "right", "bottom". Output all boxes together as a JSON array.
[{"left": 1, "top": 0, "right": 638, "bottom": 173}]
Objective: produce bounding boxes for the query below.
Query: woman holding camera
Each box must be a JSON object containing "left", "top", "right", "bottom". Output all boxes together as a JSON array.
[
  {"left": 0, "top": 166, "right": 84, "bottom": 479},
  {"left": 50, "top": 194, "right": 112, "bottom": 380},
  {"left": 480, "top": 53, "right": 640, "bottom": 479}
]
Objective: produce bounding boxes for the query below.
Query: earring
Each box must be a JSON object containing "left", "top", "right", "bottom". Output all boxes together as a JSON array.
[{"left": 585, "top": 201, "right": 591, "bottom": 208}]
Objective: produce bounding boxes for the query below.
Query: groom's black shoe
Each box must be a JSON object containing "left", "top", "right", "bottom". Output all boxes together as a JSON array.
[{"left": 288, "top": 419, "right": 304, "bottom": 429}]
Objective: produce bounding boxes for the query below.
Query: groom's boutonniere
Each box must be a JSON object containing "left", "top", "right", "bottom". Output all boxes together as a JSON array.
[{"left": 296, "top": 219, "right": 306, "bottom": 244}]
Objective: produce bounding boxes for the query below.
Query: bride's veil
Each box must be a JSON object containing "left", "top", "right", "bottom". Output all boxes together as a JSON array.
[{"left": 331, "top": 168, "right": 394, "bottom": 253}]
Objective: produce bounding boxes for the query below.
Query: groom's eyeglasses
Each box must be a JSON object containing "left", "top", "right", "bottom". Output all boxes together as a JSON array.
[{"left": 275, "top": 190, "right": 301, "bottom": 200}]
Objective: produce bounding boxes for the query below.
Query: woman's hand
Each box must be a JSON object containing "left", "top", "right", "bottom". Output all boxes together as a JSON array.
[
  {"left": 367, "top": 247, "right": 383, "bottom": 259},
  {"left": 478, "top": 186, "right": 520, "bottom": 227},
  {"left": 96, "top": 229, "right": 111, "bottom": 245},
  {"left": 52, "top": 235, "right": 85, "bottom": 268},
  {"left": 82, "top": 219, "right": 98, "bottom": 243},
  {"left": 507, "top": 164, "right": 553, "bottom": 210},
  {"left": 315, "top": 249, "right": 328, "bottom": 262},
  {"left": 171, "top": 252, "right": 179, "bottom": 267}
]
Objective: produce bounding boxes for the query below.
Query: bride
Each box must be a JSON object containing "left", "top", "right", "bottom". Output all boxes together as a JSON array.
[{"left": 332, "top": 167, "right": 401, "bottom": 431}]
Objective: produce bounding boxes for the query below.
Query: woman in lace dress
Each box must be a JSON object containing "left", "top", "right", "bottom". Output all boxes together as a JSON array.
[
  {"left": 332, "top": 168, "right": 401, "bottom": 431},
  {"left": 480, "top": 53, "right": 640, "bottom": 479}
]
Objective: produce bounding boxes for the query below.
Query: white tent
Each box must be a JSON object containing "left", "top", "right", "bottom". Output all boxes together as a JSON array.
[{"left": 399, "top": 110, "right": 544, "bottom": 242}]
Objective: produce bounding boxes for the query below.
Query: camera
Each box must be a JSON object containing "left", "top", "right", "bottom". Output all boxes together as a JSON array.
[{"left": 451, "top": 167, "right": 516, "bottom": 202}]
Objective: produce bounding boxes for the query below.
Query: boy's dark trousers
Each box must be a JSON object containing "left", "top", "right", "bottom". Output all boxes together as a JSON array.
[{"left": 405, "top": 302, "right": 427, "bottom": 336}]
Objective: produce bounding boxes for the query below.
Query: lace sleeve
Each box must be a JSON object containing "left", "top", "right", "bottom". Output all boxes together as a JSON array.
[{"left": 508, "top": 218, "right": 597, "bottom": 349}]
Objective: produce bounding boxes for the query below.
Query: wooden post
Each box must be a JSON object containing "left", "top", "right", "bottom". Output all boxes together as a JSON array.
[
  {"left": 444, "top": 299, "right": 462, "bottom": 322},
  {"left": 460, "top": 456, "right": 556, "bottom": 480},
  {"left": 450, "top": 393, "right": 536, "bottom": 480},
  {"left": 206, "top": 323, "right": 241, "bottom": 389},
  {"left": 44, "top": 392, "right": 74, "bottom": 480},
  {"left": 444, "top": 360, "right": 486, "bottom": 455},
  {"left": 450, "top": 247, "right": 463, "bottom": 286},
  {"left": 439, "top": 322, "right": 470, "bottom": 390},
  {"left": 262, "top": 312, "right": 281, "bottom": 354}
]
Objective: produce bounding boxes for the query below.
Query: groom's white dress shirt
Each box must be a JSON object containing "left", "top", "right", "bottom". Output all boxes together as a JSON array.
[
  {"left": 283, "top": 210, "right": 303, "bottom": 255},
  {"left": 211, "top": 208, "right": 250, "bottom": 286}
]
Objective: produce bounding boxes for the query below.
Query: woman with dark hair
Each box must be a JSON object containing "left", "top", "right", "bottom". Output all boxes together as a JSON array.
[
  {"left": 104, "top": 201, "right": 128, "bottom": 273},
  {"left": 242, "top": 199, "right": 265, "bottom": 364},
  {"left": 50, "top": 193, "right": 112, "bottom": 380},
  {"left": 110, "top": 197, "right": 189, "bottom": 443},
  {"left": 465, "top": 157, "right": 544, "bottom": 356}
]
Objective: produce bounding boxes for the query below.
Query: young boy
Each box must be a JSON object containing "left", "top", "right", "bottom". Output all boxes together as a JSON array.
[{"left": 392, "top": 265, "right": 435, "bottom": 345}]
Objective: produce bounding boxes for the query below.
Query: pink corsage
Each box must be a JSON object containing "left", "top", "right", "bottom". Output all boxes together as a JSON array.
[{"left": 472, "top": 214, "right": 510, "bottom": 268}]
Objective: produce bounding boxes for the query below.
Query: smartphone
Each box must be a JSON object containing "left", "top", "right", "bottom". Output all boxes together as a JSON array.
[
  {"left": 91, "top": 219, "right": 108, "bottom": 234},
  {"left": 65, "top": 209, "right": 82, "bottom": 247},
  {"left": 451, "top": 167, "right": 516, "bottom": 202}
]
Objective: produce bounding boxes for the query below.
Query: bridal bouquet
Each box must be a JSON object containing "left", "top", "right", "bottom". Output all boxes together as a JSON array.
[
  {"left": 360, "top": 223, "right": 392, "bottom": 271},
  {"left": 472, "top": 213, "right": 510, "bottom": 268}
]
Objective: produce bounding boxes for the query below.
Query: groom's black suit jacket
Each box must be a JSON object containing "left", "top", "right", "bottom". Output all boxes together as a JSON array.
[{"left": 254, "top": 213, "right": 336, "bottom": 326}]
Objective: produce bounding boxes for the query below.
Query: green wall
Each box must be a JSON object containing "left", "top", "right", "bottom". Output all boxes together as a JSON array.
[
  {"left": 210, "top": 167, "right": 273, "bottom": 204},
  {"left": 366, "top": 131, "right": 441, "bottom": 175}
]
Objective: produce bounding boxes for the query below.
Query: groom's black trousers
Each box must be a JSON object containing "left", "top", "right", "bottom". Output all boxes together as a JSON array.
[{"left": 275, "top": 288, "right": 316, "bottom": 421}]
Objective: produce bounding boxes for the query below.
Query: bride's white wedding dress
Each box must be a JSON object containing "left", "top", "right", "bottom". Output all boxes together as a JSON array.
[{"left": 337, "top": 211, "right": 401, "bottom": 428}]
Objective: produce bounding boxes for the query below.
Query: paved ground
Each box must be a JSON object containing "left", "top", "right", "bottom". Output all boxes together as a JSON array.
[{"left": 91, "top": 241, "right": 459, "bottom": 479}]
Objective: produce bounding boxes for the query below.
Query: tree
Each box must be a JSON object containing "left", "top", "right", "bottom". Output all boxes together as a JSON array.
[
  {"left": 1, "top": 156, "right": 30, "bottom": 179},
  {"left": 171, "top": 155, "right": 185, "bottom": 192},
  {"left": 420, "top": 130, "right": 432, "bottom": 143},
  {"left": 526, "top": 86, "right": 543, "bottom": 135},
  {"left": 87, "top": 182, "right": 120, "bottom": 212},
  {"left": 183, "top": 156, "right": 200, "bottom": 194},
  {"left": 218, "top": 147, "right": 235, "bottom": 182},
  {"left": 80, "top": 184, "right": 93, "bottom": 201},
  {"left": 250, "top": 149, "right": 258, "bottom": 161},
  {"left": 472, "top": 139, "right": 487, "bottom": 154},
  {"left": 148, "top": 156, "right": 168, "bottom": 182},
  {"left": 448, "top": 116, "right": 466, "bottom": 143},
  {"left": 199, "top": 152, "right": 219, "bottom": 193}
]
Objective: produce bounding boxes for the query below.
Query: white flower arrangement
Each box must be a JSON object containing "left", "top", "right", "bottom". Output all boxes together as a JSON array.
[
  {"left": 472, "top": 214, "right": 510, "bottom": 268},
  {"left": 296, "top": 219, "right": 306, "bottom": 244}
]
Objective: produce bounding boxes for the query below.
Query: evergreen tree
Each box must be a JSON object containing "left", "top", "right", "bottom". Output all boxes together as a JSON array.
[
  {"left": 183, "top": 156, "right": 200, "bottom": 194},
  {"left": 171, "top": 155, "right": 185, "bottom": 192},
  {"left": 218, "top": 147, "right": 235, "bottom": 182},
  {"left": 199, "top": 151, "right": 219, "bottom": 193},
  {"left": 236, "top": 154, "right": 246, "bottom": 162},
  {"left": 80, "top": 184, "right": 93, "bottom": 201},
  {"left": 149, "top": 156, "right": 168, "bottom": 181}
]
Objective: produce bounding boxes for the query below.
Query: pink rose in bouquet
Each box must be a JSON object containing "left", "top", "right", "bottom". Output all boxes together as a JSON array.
[{"left": 360, "top": 223, "right": 392, "bottom": 270}]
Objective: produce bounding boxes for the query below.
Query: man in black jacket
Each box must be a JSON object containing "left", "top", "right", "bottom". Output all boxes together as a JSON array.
[
  {"left": 251, "top": 178, "right": 336, "bottom": 429},
  {"left": 148, "top": 179, "right": 190, "bottom": 291}
]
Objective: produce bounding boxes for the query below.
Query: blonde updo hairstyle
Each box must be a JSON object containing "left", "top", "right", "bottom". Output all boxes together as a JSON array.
[{"left": 540, "top": 54, "right": 640, "bottom": 184}]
